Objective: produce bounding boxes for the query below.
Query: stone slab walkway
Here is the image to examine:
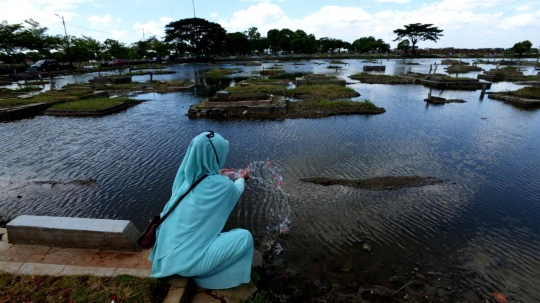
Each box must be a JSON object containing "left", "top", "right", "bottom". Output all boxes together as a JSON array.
[{"left": 0, "top": 228, "right": 261, "bottom": 303}]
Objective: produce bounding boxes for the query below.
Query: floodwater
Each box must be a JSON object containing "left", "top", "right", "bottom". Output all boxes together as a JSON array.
[{"left": 1, "top": 59, "right": 540, "bottom": 302}]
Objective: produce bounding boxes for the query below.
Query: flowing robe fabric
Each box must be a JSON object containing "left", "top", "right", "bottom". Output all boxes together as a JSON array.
[{"left": 149, "top": 132, "right": 253, "bottom": 289}]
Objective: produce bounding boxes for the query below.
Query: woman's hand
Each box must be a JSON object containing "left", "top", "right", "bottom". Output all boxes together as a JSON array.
[
  {"left": 220, "top": 168, "right": 234, "bottom": 176},
  {"left": 238, "top": 169, "right": 250, "bottom": 180}
]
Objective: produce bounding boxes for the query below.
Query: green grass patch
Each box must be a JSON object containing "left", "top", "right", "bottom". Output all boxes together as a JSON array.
[
  {"left": 203, "top": 68, "right": 240, "bottom": 78},
  {"left": 260, "top": 69, "right": 285, "bottom": 76},
  {"left": 0, "top": 89, "right": 87, "bottom": 108},
  {"left": 130, "top": 64, "right": 167, "bottom": 70},
  {"left": 290, "top": 84, "right": 360, "bottom": 100},
  {"left": 308, "top": 99, "right": 376, "bottom": 109},
  {"left": 503, "top": 87, "right": 540, "bottom": 99},
  {"left": 350, "top": 73, "right": 410, "bottom": 84},
  {"left": 50, "top": 96, "right": 132, "bottom": 111},
  {"left": 226, "top": 84, "right": 287, "bottom": 96},
  {"left": 91, "top": 82, "right": 141, "bottom": 91},
  {"left": 0, "top": 273, "right": 168, "bottom": 303},
  {"left": 327, "top": 65, "right": 343, "bottom": 69},
  {"left": 403, "top": 62, "right": 420, "bottom": 65}
]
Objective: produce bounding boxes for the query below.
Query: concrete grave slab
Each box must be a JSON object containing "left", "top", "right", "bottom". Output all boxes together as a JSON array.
[{"left": 7, "top": 215, "right": 142, "bottom": 252}]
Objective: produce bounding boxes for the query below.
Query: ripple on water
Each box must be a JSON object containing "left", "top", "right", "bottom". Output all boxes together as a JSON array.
[{"left": 1, "top": 59, "right": 540, "bottom": 301}]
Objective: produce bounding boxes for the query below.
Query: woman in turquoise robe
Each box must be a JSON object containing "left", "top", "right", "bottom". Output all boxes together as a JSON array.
[{"left": 149, "top": 131, "right": 253, "bottom": 289}]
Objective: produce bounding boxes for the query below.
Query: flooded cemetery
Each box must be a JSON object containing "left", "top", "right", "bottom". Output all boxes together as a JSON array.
[{"left": 2, "top": 57, "right": 540, "bottom": 302}]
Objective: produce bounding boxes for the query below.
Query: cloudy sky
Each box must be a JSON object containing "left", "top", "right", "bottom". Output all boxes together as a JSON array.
[{"left": 0, "top": 0, "right": 538, "bottom": 49}]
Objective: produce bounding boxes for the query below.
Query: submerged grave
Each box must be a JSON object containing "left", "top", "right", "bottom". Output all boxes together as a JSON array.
[
  {"left": 296, "top": 74, "right": 346, "bottom": 86},
  {"left": 477, "top": 67, "right": 539, "bottom": 82},
  {"left": 363, "top": 66, "right": 386, "bottom": 72},
  {"left": 301, "top": 176, "right": 446, "bottom": 190},
  {"left": 187, "top": 90, "right": 286, "bottom": 119},
  {"left": 488, "top": 87, "right": 540, "bottom": 106},
  {"left": 399, "top": 72, "right": 492, "bottom": 90},
  {"left": 187, "top": 83, "right": 383, "bottom": 119}
]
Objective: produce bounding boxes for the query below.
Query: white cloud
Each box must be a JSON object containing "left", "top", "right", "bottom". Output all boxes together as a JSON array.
[
  {"left": 219, "top": 0, "right": 537, "bottom": 48},
  {"left": 516, "top": 5, "right": 530, "bottom": 11},
  {"left": 219, "top": 3, "right": 285, "bottom": 30},
  {"left": 377, "top": 0, "right": 410, "bottom": 3},
  {"left": 0, "top": 0, "right": 93, "bottom": 25},
  {"left": 211, "top": 13, "right": 218, "bottom": 18},
  {"left": 86, "top": 15, "right": 114, "bottom": 27},
  {"left": 110, "top": 29, "right": 128, "bottom": 39},
  {"left": 133, "top": 17, "right": 174, "bottom": 38}
]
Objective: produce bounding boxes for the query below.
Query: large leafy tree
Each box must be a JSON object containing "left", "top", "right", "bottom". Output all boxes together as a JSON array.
[
  {"left": 103, "top": 39, "right": 130, "bottom": 59},
  {"left": 352, "top": 36, "right": 390, "bottom": 53},
  {"left": 393, "top": 23, "right": 443, "bottom": 55},
  {"left": 23, "top": 19, "right": 61, "bottom": 59},
  {"left": 397, "top": 40, "right": 410, "bottom": 56},
  {"left": 245, "top": 27, "right": 262, "bottom": 53},
  {"left": 0, "top": 21, "right": 31, "bottom": 66},
  {"left": 290, "top": 30, "right": 317, "bottom": 54},
  {"left": 267, "top": 29, "right": 281, "bottom": 53},
  {"left": 318, "top": 37, "right": 349, "bottom": 54},
  {"left": 226, "top": 32, "right": 250, "bottom": 55},
  {"left": 164, "top": 18, "right": 226, "bottom": 59},
  {"left": 511, "top": 40, "right": 533, "bottom": 57}
]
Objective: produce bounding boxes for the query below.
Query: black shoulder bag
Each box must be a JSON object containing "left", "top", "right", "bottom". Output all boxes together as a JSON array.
[{"left": 137, "top": 174, "right": 208, "bottom": 250}]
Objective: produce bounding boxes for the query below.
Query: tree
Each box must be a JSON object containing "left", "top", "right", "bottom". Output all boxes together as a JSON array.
[
  {"left": 397, "top": 40, "right": 410, "bottom": 56},
  {"left": 245, "top": 27, "right": 262, "bottom": 53},
  {"left": 290, "top": 30, "right": 317, "bottom": 54},
  {"left": 0, "top": 21, "right": 31, "bottom": 66},
  {"left": 278, "top": 28, "right": 294, "bottom": 52},
  {"left": 511, "top": 40, "right": 533, "bottom": 57},
  {"left": 318, "top": 38, "right": 348, "bottom": 54},
  {"left": 352, "top": 36, "right": 390, "bottom": 53},
  {"left": 103, "top": 39, "right": 129, "bottom": 59},
  {"left": 164, "top": 18, "right": 226, "bottom": 59},
  {"left": 267, "top": 29, "right": 281, "bottom": 53},
  {"left": 393, "top": 23, "right": 443, "bottom": 56},
  {"left": 23, "top": 19, "right": 61, "bottom": 60},
  {"left": 226, "top": 32, "right": 250, "bottom": 55}
]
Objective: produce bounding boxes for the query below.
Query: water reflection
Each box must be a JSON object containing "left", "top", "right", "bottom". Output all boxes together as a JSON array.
[{"left": 1, "top": 58, "right": 539, "bottom": 302}]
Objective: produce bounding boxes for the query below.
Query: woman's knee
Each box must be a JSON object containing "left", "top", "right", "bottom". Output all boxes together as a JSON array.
[{"left": 234, "top": 229, "right": 253, "bottom": 249}]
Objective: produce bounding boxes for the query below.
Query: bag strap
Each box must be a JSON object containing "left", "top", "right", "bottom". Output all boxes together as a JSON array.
[{"left": 159, "top": 174, "right": 208, "bottom": 224}]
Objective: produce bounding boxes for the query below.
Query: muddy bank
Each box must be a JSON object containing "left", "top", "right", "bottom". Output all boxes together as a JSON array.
[{"left": 301, "top": 176, "right": 446, "bottom": 190}]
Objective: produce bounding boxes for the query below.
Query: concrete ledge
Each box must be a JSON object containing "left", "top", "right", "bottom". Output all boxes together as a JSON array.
[{"left": 7, "top": 215, "right": 141, "bottom": 252}]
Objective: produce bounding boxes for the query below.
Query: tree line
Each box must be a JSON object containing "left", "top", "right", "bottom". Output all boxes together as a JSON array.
[
  {"left": 0, "top": 18, "right": 396, "bottom": 65},
  {"left": 2, "top": 16, "right": 532, "bottom": 65}
]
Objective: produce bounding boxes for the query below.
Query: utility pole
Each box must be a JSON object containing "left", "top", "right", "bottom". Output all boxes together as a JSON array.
[
  {"left": 192, "top": 0, "right": 196, "bottom": 18},
  {"left": 55, "top": 14, "right": 72, "bottom": 69},
  {"left": 142, "top": 29, "right": 145, "bottom": 41}
]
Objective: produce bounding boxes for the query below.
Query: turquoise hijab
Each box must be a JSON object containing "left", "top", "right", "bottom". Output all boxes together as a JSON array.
[
  {"left": 150, "top": 131, "right": 242, "bottom": 263},
  {"left": 161, "top": 131, "right": 229, "bottom": 216}
]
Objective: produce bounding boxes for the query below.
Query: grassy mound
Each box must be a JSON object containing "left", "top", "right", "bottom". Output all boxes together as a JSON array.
[
  {"left": 226, "top": 84, "right": 287, "bottom": 96},
  {"left": 502, "top": 87, "right": 540, "bottom": 99},
  {"left": 260, "top": 69, "right": 285, "bottom": 76},
  {"left": 286, "top": 99, "right": 383, "bottom": 118},
  {"left": 350, "top": 73, "right": 411, "bottom": 84},
  {"left": 0, "top": 273, "right": 168, "bottom": 303},
  {"left": 50, "top": 97, "right": 132, "bottom": 111},
  {"left": 290, "top": 84, "right": 360, "bottom": 100},
  {"left": 203, "top": 68, "right": 240, "bottom": 77}
]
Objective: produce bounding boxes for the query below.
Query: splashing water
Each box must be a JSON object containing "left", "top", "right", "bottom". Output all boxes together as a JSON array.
[{"left": 226, "top": 161, "right": 291, "bottom": 253}]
